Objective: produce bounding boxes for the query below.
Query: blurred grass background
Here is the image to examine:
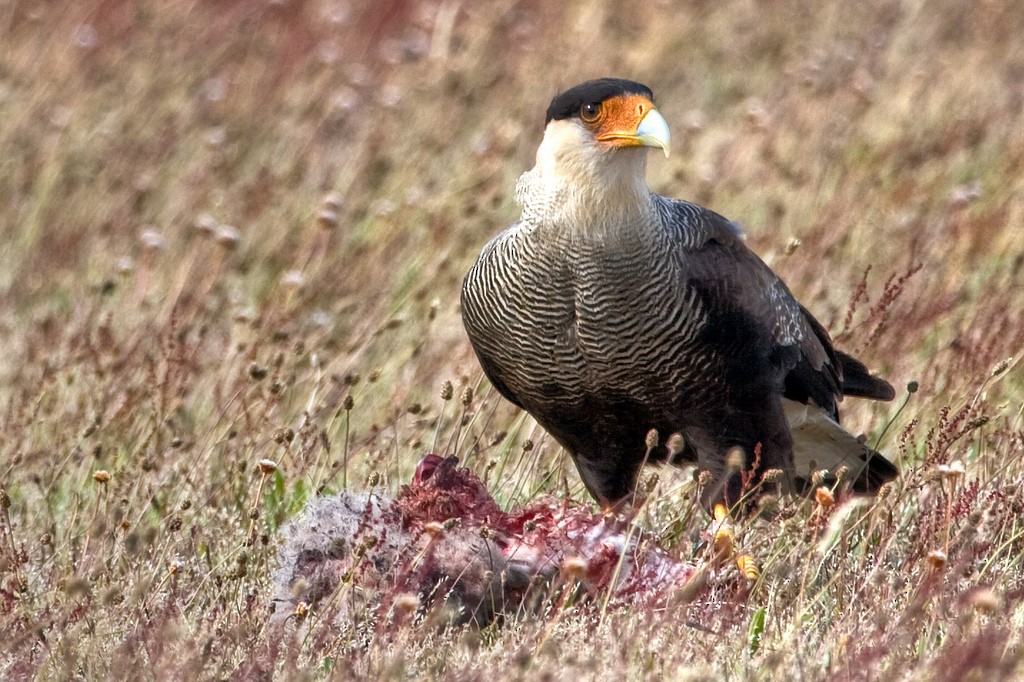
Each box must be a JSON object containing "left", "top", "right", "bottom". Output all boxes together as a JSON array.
[{"left": 1, "top": 0, "right": 1022, "bottom": 679}]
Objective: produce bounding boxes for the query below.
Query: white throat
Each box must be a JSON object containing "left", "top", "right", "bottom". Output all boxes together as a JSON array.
[{"left": 515, "top": 119, "right": 655, "bottom": 242}]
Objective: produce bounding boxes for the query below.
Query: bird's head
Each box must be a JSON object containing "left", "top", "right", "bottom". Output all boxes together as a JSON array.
[
  {"left": 521, "top": 78, "right": 671, "bottom": 229},
  {"left": 544, "top": 78, "right": 670, "bottom": 159}
]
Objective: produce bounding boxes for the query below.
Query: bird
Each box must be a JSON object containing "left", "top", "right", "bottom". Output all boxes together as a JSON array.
[{"left": 461, "top": 78, "right": 898, "bottom": 512}]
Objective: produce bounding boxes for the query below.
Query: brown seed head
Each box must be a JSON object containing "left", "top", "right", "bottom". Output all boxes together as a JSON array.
[
  {"left": 139, "top": 228, "right": 166, "bottom": 252},
  {"left": 927, "top": 550, "right": 947, "bottom": 571},
  {"left": 815, "top": 486, "right": 835, "bottom": 511},
  {"left": 321, "top": 193, "right": 343, "bottom": 212},
  {"left": 968, "top": 588, "right": 1001, "bottom": 614},
  {"left": 259, "top": 459, "right": 279, "bottom": 475},
  {"left": 726, "top": 447, "right": 745, "bottom": 473},
  {"left": 644, "top": 429, "right": 659, "bottom": 451},
  {"left": 423, "top": 521, "right": 445, "bottom": 538},
  {"left": 936, "top": 461, "right": 966, "bottom": 479},
  {"left": 316, "top": 208, "right": 339, "bottom": 229},
  {"left": 272, "top": 428, "right": 294, "bottom": 445},
  {"left": 460, "top": 386, "right": 473, "bottom": 406},
  {"left": 440, "top": 380, "right": 454, "bottom": 400},
  {"left": 194, "top": 213, "right": 218, "bottom": 237},
  {"left": 562, "top": 556, "right": 588, "bottom": 581},
  {"left": 93, "top": 470, "right": 111, "bottom": 485},
  {"left": 215, "top": 225, "right": 241, "bottom": 249},
  {"left": 666, "top": 433, "right": 685, "bottom": 457},
  {"left": 394, "top": 592, "right": 420, "bottom": 615}
]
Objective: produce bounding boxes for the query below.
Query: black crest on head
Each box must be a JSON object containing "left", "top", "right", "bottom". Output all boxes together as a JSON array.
[{"left": 545, "top": 78, "right": 654, "bottom": 124}]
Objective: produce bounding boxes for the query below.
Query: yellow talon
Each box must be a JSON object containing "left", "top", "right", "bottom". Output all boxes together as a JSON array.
[
  {"left": 736, "top": 553, "right": 760, "bottom": 580},
  {"left": 711, "top": 504, "right": 736, "bottom": 560}
]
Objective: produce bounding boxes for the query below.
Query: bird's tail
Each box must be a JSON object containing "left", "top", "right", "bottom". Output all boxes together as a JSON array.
[{"left": 782, "top": 399, "right": 898, "bottom": 494}]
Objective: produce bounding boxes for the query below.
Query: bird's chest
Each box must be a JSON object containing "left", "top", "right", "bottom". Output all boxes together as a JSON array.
[{"left": 524, "top": 240, "right": 698, "bottom": 396}]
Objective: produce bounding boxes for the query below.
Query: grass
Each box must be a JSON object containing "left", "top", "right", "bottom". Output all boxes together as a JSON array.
[{"left": 1, "top": 0, "right": 1023, "bottom": 679}]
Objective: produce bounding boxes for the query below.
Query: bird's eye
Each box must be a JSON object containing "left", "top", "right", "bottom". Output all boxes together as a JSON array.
[{"left": 580, "top": 102, "right": 601, "bottom": 122}]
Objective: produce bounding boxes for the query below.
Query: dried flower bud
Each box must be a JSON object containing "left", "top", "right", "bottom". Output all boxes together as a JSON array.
[
  {"left": 394, "top": 592, "right": 420, "bottom": 614},
  {"left": 666, "top": 433, "right": 685, "bottom": 457},
  {"left": 215, "top": 225, "right": 240, "bottom": 249},
  {"left": 368, "top": 369, "right": 381, "bottom": 383},
  {"left": 423, "top": 521, "right": 445, "bottom": 538},
  {"left": 522, "top": 439, "right": 534, "bottom": 452},
  {"left": 992, "top": 358, "right": 1011, "bottom": 377},
  {"left": 907, "top": 380, "right": 919, "bottom": 394},
  {"left": 168, "top": 559, "right": 183, "bottom": 575},
  {"left": 968, "top": 588, "right": 1000, "bottom": 614},
  {"left": 756, "top": 494, "right": 780, "bottom": 517},
  {"left": 644, "top": 429, "right": 659, "bottom": 451},
  {"left": 321, "top": 193, "right": 343, "bottom": 212},
  {"left": 294, "top": 601, "right": 309, "bottom": 619},
  {"left": 272, "top": 428, "right": 294, "bottom": 445},
  {"left": 561, "top": 557, "right": 588, "bottom": 581},
  {"left": 936, "top": 461, "right": 966, "bottom": 479},
  {"left": 440, "top": 380, "right": 454, "bottom": 401},
  {"left": 316, "top": 208, "right": 339, "bottom": 229},
  {"left": 460, "top": 386, "right": 473, "bottom": 406},
  {"left": 93, "top": 470, "right": 111, "bottom": 484},
  {"left": 726, "top": 447, "right": 745, "bottom": 473},
  {"left": 815, "top": 486, "right": 835, "bottom": 511},
  {"left": 761, "top": 468, "right": 784, "bottom": 484},
  {"left": 280, "top": 270, "right": 305, "bottom": 290},
  {"left": 442, "top": 517, "right": 460, "bottom": 531},
  {"left": 259, "top": 459, "right": 278, "bottom": 475},
  {"left": 194, "top": 214, "right": 218, "bottom": 237},
  {"left": 248, "top": 363, "right": 268, "bottom": 380},
  {"left": 343, "top": 395, "right": 354, "bottom": 411},
  {"left": 367, "top": 471, "right": 381, "bottom": 487},
  {"left": 926, "top": 550, "right": 947, "bottom": 570},
  {"left": 139, "top": 228, "right": 166, "bottom": 252}
]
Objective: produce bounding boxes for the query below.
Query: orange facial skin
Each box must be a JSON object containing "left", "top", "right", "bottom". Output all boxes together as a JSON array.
[{"left": 582, "top": 94, "right": 657, "bottom": 147}]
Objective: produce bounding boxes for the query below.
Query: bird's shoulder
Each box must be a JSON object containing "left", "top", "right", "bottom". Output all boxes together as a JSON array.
[
  {"left": 655, "top": 194, "right": 842, "bottom": 393},
  {"left": 655, "top": 196, "right": 802, "bottom": 334}
]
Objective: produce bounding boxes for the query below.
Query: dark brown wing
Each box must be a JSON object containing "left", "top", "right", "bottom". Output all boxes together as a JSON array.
[{"left": 672, "top": 206, "right": 843, "bottom": 412}]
